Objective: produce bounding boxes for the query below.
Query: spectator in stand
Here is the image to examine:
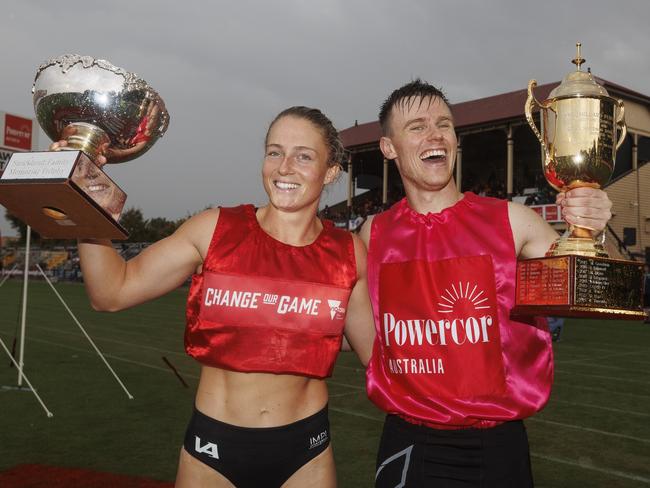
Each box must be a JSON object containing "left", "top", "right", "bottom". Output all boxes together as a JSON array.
[{"left": 547, "top": 317, "right": 565, "bottom": 342}]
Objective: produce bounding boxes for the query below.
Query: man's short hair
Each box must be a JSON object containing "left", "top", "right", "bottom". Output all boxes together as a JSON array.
[{"left": 379, "top": 79, "right": 450, "bottom": 135}]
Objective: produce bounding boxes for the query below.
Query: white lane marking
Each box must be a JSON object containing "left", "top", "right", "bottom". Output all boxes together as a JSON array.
[
  {"left": 552, "top": 399, "right": 650, "bottom": 418},
  {"left": 0, "top": 333, "right": 198, "bottom": 379},
  {"left": 329, "top": 406, "right": 383, "bottom": 422},
  {"left": 20, "top": 324, "right": 186, "bottom": 357},
  {"left": 531, "top": 453, "right": 650, "bottom": 484},
  {"left": 330, "top": 391, "right": 361, "bottom": 398},
  {"left": 555, "top": 369, "right": 650, "bottom": 386},
  {"left": 556, "top": 350, "right": 643, "bottom": 365},
  {"left": 553, "top": 381, "right": 650, "bottom": 400},
  {"left": 528, "top": 417, "right": 650, "bottom": 444},
  {"left": 327, "top": 380, "right": 366, "bottom": 391}
]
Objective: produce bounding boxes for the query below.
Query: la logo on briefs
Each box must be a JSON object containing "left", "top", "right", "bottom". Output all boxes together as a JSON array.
[{"left": 195, "top": 435, "right": 219, "bottom": 459}]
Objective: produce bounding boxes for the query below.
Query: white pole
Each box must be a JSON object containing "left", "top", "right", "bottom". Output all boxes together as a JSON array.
[
  {"left": 36, "top": 264, "right": 134, "bottom": 400},
  {"left": 0, "top": 336, "right": 53, "bottom": 417},
  {"left": 17, "top": 225, "right": 31, "bottom": 386},
  {"left": 0, "top": 263, "right": 19, "bottom": 288}
]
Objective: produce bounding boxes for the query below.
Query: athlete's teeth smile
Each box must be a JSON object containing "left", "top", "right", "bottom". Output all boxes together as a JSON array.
[
  {"left": 274, "top": 181, "right": 300, "bottom": 190},
  {"left": 420, "top": 149, "right": 446, "bottom": 162}
]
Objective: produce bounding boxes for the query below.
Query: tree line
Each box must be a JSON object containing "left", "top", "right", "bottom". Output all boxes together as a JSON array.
[{"left": 4, "top": 207, "right": 192, "bottom": 245}]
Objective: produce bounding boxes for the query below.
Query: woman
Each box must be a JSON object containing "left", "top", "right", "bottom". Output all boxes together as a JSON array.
[{"left": 53, "top": 106, "right": 374, "bottom": 487}]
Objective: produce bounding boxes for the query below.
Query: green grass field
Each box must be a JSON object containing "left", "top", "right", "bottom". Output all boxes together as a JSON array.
[{"left": 1, "top": 279, "right": 649, "bottom": 487}]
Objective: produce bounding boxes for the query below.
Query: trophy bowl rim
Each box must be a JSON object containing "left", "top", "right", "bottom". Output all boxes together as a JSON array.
[
  {"left": 32, "top": 54, "right": 170, "bottom": 164},
  {"left": 541, "top": 93, "right": 622, "bottom": 104}
]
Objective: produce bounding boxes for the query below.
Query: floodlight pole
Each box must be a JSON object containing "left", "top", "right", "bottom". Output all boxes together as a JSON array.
[{"left": 17, "top": 225, "right": 30, "bottom": 387}]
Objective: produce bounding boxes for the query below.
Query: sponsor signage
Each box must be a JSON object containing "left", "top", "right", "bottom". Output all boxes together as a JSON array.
[
  {"left": 0, "top": 111, "right": 39, "bottom": 176},
  {"left": 378, "top": 255, "right": 507, "bottom": 399},
  {"left": 199, "top": 271, "right": 350, "bottom": 332},
  {"left": 0, "top": 147, "right": 15, "bottom": 175},
  {"left": 530, "top": 204, "right": 562, "bottom": 223},
  {"left": 4, "top": 113, "right": 33, "bottom": 150}
]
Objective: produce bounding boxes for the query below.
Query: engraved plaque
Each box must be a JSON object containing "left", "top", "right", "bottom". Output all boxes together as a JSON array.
[
  {"left": 513, "top": 255, "right": 646, "bottom": 320},
  {"left": 0, "top": 151, "right": 127, "bottom": 239}
]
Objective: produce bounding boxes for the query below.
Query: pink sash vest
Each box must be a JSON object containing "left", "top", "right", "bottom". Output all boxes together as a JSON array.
[{"left": 366, "top": 193, "right": 553, "bottom": 428}]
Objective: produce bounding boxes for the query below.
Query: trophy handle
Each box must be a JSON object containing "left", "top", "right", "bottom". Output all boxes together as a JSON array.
[
  {"left": 615, "top": 99, "right": 627, "bottom": 151},
  {"left": 525, "top": 80, "right": 551, "bottom": 160}
]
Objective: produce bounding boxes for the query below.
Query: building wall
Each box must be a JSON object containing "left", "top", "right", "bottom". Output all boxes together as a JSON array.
[
  {"left": 624, "top": 99, "right": 650, "bottom": 136},
  {"left": 606, "top": 161, "right": 650, "bottom": 258}
]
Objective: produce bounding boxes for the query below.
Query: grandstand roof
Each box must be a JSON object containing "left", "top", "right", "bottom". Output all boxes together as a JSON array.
[{"left": 340, "top": 78, "right": 650, "bottom": 149}]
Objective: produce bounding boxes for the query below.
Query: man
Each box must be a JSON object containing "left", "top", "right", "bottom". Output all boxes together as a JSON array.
[{"left": 360, "top": 80, "right": 612, "bottom": 487}]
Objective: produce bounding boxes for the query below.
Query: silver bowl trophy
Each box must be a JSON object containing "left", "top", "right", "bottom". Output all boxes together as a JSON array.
[
  {"left": 513, "top": 44, "right": 645, "bottom": 320},
  {"left": 0, "top": 54, "right": 169, "bottom": 239}
]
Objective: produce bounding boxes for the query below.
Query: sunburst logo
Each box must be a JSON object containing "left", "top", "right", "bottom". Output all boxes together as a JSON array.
[{"left": 437, "top": 282, "right": 490, "bottom": 314}]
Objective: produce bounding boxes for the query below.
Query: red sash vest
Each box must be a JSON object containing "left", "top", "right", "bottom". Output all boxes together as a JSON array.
[
  {"left": 366, "top": 193, "right": 553, "bottom": 429},
  {"left": 185, "top": 205, "right": 357, "bottom": 378}
]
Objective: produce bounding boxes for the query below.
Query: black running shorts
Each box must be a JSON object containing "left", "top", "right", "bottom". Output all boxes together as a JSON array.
[{"left": 375, "top": 415, "right": 534, "bottom": 488}]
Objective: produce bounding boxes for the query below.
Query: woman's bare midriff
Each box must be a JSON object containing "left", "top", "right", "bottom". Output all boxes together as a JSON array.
[{"left": 194, "top": 365, "right": 329, "bottom": 427}]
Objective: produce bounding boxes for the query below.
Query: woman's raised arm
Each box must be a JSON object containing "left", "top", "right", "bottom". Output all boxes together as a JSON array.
[{"left": 79, "top": 208, "right": 218, "bottom": 311}]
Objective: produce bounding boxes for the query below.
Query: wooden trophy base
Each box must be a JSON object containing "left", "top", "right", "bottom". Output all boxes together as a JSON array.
[
  {"left": 513, "top": 255, "right": 646, "bottom": 320},
  {"left": 0, "top": 151, "right": 128, "bottom": 240}
]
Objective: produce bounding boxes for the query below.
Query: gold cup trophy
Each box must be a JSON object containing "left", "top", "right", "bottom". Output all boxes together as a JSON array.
[{"left": 513, "top": 44, "right": 646, "bottom": 320}]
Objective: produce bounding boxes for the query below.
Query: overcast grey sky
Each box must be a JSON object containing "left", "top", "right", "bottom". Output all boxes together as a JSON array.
[{"left": 1, "top": 0, "right": 649, "bottom": 238}]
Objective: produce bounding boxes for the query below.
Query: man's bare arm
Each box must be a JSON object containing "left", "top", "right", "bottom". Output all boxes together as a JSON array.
[
  {"left": 508, "top": 202, "right": 559, "bottom": 259},
  {"left": 510, "top": 187, "right": 612, "bottom": 259}
]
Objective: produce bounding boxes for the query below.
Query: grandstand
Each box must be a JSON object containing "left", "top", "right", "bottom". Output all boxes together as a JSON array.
[
  {"left": 1, "top": 251, "right": 16, "bottom": 268},
  {"left": 0, "top": 243, "right": 152, "bottom": 283},
  {"left": 334, "top": 78, "right": 650, "bottom": 265}
]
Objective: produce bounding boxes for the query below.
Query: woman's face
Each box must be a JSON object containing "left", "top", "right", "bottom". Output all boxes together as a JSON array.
[
  {"left": 71, "top": 157, "right": 126, "bottom": 220},
  {"left": 262, "top": 116, "right": 338, "bottom": 213}
]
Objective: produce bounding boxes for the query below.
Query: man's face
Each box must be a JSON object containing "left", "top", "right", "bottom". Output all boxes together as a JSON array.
[{"left": 380, "top": 96, "right": 457, "bottom": 194}]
